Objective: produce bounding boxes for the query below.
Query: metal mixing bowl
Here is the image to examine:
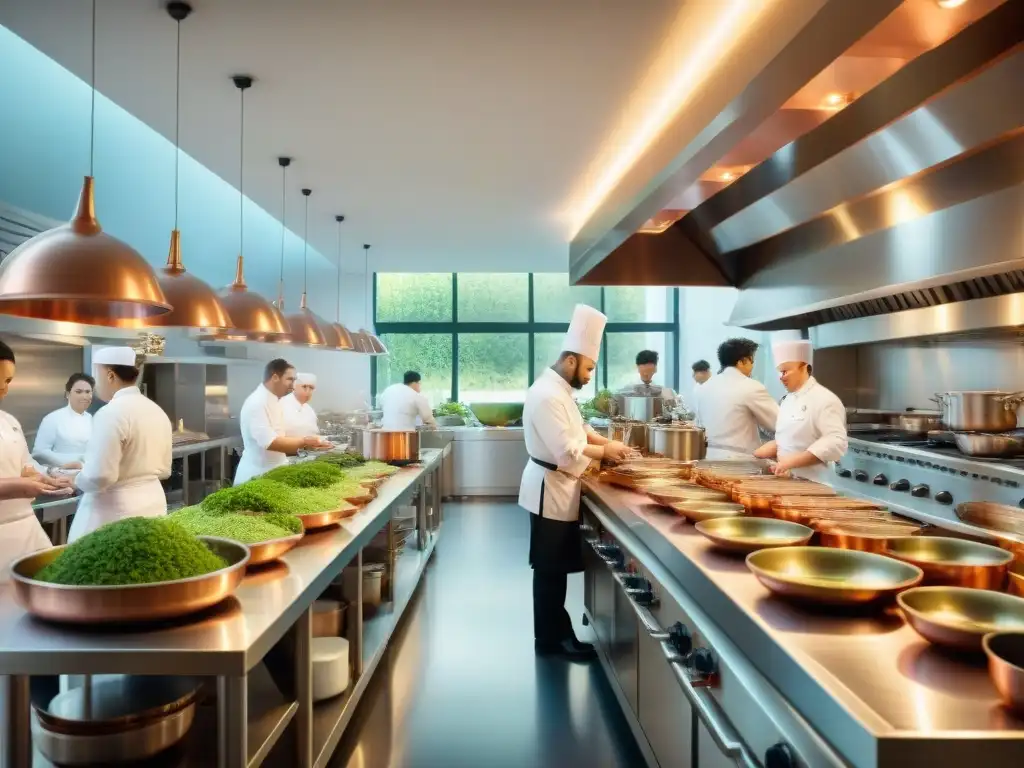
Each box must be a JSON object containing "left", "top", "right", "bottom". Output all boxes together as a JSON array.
[
  {"left": 898, "top": 586, "right": 1024, "bottom": 652},
  {"left": 884, "top": 536, "right": 1012, "bottom": 590},
  {"left": 695, "top": 517, "right": 813, "bottom": 554},
  {"left": 746, "top": 547, "right": 923, "bottom": 606}
]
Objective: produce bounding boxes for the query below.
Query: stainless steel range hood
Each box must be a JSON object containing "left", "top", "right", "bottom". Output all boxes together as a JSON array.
[{"left": 572, "top": 0, "right": 1024, "bottom": 346}]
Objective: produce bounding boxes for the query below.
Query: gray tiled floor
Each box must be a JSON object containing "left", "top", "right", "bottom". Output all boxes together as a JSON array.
[{"left": 330, "top": 501, "right": 644, "bottom": 768}]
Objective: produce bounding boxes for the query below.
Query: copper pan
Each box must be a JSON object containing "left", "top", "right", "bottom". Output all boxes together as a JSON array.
[
  {"left": 10, "top": 536, "right": 249, "bottom": 624},
  {"left": 819, "top": 521, "right": 923, "bottom": 554},
  {"left": 806, "top": 511, "right": 909, "bottom": 531},
  {"left": 1009, "top": 560, "right": 1024, "bottom": 597},
  {"left": 298, "top": 507, "right": 356, "bottom": 530},
  {"left": 983, "top": 631, "right": 1024, "bottom": 714},
  {"left": 898, "top": 586, "right": 1024, "bottom": 652},
  {"left": 735, "top": 486, "right": 835, "bottom": 514},
  {"left": 774, "top": 505, "right": 892, "bottom": 525},
  {"left": 648, "top": 487, "right": 729, "bottom": 507},
  {"left": 746, "top": 547, "right": 923, "bottom": 607},
  {"left": 670, "top": 500, "right": 746, "bottom": 524},
  {"left": 245, "top": 532, "right": 305, "bottom": 567},
  {"left": 956, "top": 501, "right": 1024, "bottom": 537},
  {"left": 883, "top": 536, "right": 1011, "bottom": 590},
  {"left": 696, "top": 517, "right": 812, "bottom": 554},
  {"left": 344, "top": 492, "right": 375, "bottom": 506}
]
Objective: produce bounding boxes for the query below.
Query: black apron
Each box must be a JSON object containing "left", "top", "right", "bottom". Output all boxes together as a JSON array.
[{"left": 527, "top": 457, "right": 584, "bottom": 574}]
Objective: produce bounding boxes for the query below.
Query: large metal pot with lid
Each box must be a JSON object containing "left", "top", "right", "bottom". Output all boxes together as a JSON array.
[
  {"left": 612, "top": 394, "right": 664, "bottom": 422},
  {"left": 647, "top": 424, "right": 707, "bottom": 461},
  {"left": 361, "top": 429, "right": 421, "bottom": 465},
  {"left": 935, "top": 391, "right": 1024, "bottom": 432}
]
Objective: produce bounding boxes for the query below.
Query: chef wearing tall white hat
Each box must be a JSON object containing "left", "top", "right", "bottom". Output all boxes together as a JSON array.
[
  {"left": 281, "top": 372, "right": 320, "bottom": 438},
  {"left": 520, "top": 303, "right": 636, "bottom": 661},
  {"left": 68, "top": 346, "right": 173, "bottom": 542},
  {"left": 754, "top": 338, "right": 848, "bottom": 482}
]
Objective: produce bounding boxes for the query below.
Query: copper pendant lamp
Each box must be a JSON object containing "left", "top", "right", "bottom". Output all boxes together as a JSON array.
[
  {"left": 214, "top": 75, "right": 288, "bottom": 341},
  {"left": 362, "top": 243, "right": 388, "bottom": 356},
  {"left": 0, "top": 0, "right": 169, "bottom": 327},
  {"left": 148, "top": 1, "right": 233, "bottom": 332},
  {"left": 284, "top": 188, "right": 327, "bottom": 346},
  {"left": 323, "top": 214, "right": 355, "bottom": 351}
]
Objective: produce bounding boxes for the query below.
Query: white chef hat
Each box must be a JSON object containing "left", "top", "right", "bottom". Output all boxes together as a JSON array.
[
  {"left": 562, "top": 304, "right": 607, "bottom": 362},
  {"left": 92, "top": 346, "right": 138, "bottom": 367},
  {"left": 772, "top": 339, "right": 813, "bottom": 367},
  {"left": 296, "top": 372, "right": 317, "bottom": 385}
]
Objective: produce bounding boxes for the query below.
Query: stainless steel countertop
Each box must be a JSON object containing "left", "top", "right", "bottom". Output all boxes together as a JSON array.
[
  {"left": 171, "top": 435, "right": 242, "bottom": 458},
  {"left": 583, "top": 479, "right": 1024, "bottom": 764},
  {"left": 0, "top": 449, "right": 442, "bottom": 677}
]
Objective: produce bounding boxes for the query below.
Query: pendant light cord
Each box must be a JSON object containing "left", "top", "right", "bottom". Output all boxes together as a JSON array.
[
  {"left": 364, "top": 244, "right": 370, "bottom": 327},
  {"left": 173, "top": 13, "right": 181, "bottom": 229},
  {"left": 303, "top": 193, "right": 309, "bottom": 293},
  {"left": 279, "top": 165, "right": 287, "bottom": 286},
  {"left": 89, "top": 0, "right": 96, "bottom": 178},
  {"left": 336, "top": 220, "right": 342, "bottom": 322},
  {"left": 239, "top": 85, "right": 244, "bottom": 257}
]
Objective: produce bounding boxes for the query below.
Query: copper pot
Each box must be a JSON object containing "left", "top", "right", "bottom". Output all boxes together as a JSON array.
[
  {"left": 361, "top": 429, "right": 420, "bottom": 466},
  {"left": 884, "top": 536, "right": 1012, "bottom": 590}
]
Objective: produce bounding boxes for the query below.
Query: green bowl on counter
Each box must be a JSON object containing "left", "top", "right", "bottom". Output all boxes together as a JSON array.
[{"left": 469, "top": 402, "right": 524, "bottom": 427}]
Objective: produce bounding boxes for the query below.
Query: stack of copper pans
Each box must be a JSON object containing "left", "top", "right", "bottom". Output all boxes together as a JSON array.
[
  {"left": 770, "top": 495, "right": 885, "bottom": 524},
  {"left": 647, "top": 484, "right": 729, "bottom": 508},
  {"left": 818, "top": 520, "right": 924, "bottom": 553},
  {"left": 731, "top": 480, "right": 835, "bottom": 514},
  {"left": 599, "top": 464, "right": 691, "bottom": 490},
  {"left": 956, "top": 501, "right": 1024, "bottom": 537}
]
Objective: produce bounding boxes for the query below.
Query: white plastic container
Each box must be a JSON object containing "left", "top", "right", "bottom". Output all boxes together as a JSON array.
[{"left": 311, "top": 637, "right": 350, "bottom": 702}]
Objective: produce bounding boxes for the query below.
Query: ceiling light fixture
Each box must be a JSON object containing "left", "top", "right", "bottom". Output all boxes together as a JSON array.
[
  {"left": 0, "top": 0, "right": 170, "bottom": 326},
  {"left": 360, "top": 244, "right": 387, "bottom": 356},
  {"left": 720, "top": 171, "right": 736, "bottom": 182},
  {"left": 937, "top": 0, "right": 968, "bottom": 8},
  {"left": 273, "top": 156, "right": 291, "bottom": 313},
  {"left": 823, "top": 91, "right": 856, "bottom": 110},
  {"left": 284, "top": 189, "right": 328, "bottom": 346},
  {"left": 148, "top": 1, "right": 233, "bottom": 333},
  {"left": 213, "top": 75, "right": 289, "bottom": 341},
  {"left": 637, "top": 209, "right": 687, "bottom": 235},
  {"left": 324, "top": 215, "right": 355, "bottom": 351}
]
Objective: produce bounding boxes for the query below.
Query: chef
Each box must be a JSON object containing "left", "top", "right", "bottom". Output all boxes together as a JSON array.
[
  {"left": 691, "top": 360, "right": 712, "bottom": 385},
  {"left": 281, "top": 372, "right": 320, "bottom": 438},
  {"left": 235, "top": 359, "right": 327, "bottom": 485},
  {"left": 521, "top": 304, "right": 635, "bottom": 661},
  {"left": 619, "top": 349, "right": 677, "bottom": 406},
  {"left": 694, "top": 338, "right": 779, "bottom": 459},
  {"left": 754, "top": 339, "right": 848, "bottom": 481},
  {"left": 68, "top": 347, "right": 173, "bottom": 542},
  {"left": 379, "top": 371, "right": 437, "bottom": 431},
  {"left": 33, "top": 372, "right": 94, "bottom": 470},
  {"left": 0, "top": 339, "right": 72, "bottom": 583}
]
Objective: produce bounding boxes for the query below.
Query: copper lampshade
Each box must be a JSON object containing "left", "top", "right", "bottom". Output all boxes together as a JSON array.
[
  {"left": 0, "top": 177, "right": 170, "bottom": 327},
  {"left": 285, "top": 293, "right": 327, "bottom": 347},
  {"left": 147, "top": 229, "right": 234, "bottom": 331},
  {"left": 323, "top": 321, "right": 355, "bottom": 351},
  {"left": 369, "top": 334, "right": 388, "bottom": 355},
  {"left": 216, "top": 255, "right": 289, "bottom": 340}
]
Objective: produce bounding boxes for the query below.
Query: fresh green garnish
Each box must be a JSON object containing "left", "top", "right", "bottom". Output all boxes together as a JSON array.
[
  {"left": 263, "top": 462, "right": 344, "bottom": 488},
  {"left": 315, "top": 451, "right": 366, "bottom": 468},
  {"left": 170, "top": 508, "right": 295, "bottom": 544},
  {"left": 201, "top": 479, "right": 296, "bottom": 516}
]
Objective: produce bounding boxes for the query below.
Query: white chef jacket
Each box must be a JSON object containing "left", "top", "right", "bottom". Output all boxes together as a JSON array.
[
  {"left": 775, "top": 377, "right": 848, "bottom": 483},
  {"left": 379, "top": 384, "right": 436, "bottom": 431},
  {"left": 235, "top": 384, "right": 288, "bottom": 485},
  {"left": 519, "top": 368, "right": 593, "bottom": 523},
  {"left": 33, "top": 405, "right": 92, "bottom": 467},
  {"left": 281, "top": 393, "right": 319, "bottom": 438},
  {"left": 69, "top": 387, "right": 172, "bottom": 542},
  {"left": 0, "top": 411, "right": 52, "bottom": 583},
  {"left": 694, "top": 366, "right": 779, "bottom": 459}
]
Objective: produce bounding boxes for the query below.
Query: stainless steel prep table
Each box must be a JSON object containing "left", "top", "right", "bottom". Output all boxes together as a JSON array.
[
  {"left": 582, "top": 479, "right": 1024, "bottom": 768},
  {"left": 423, "top": 426, "right": 527, "bottom": 496},
  {"left": 0, "top": 449, "right": 443, "bottom": 768}
]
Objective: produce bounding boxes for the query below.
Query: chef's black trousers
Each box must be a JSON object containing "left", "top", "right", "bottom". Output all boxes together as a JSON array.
[{"left": 533, "top": 569, "right": 574, "bottom": 645}]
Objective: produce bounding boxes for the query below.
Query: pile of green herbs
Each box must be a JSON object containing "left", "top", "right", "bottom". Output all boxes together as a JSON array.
[{"left": 171, "top": 506, "right": 301, "bottom": 543}]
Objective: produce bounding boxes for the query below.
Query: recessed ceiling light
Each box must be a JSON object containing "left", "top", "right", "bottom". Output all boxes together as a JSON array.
[
  {"left": 823, "top": 91, "right": 855, "bottom": 110},
  {"left": 937, "top": 0, "right": 968, "bottom": 9},
  {"left": 720, "top": 171, "right": 736, "bottom": 182}
]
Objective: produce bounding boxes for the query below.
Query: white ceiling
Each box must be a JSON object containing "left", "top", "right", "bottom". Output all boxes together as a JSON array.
[{"left": 0, "top": 0, "right": 685, "bottom": 273}]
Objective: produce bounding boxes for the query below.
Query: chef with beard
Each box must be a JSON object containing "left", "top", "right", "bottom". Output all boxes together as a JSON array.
[
  {"left": 520, "top": 304, "right": 635, "bottom": 661},
  {"left": 281, "top": 372, "right": 320, "bottom": 438}
]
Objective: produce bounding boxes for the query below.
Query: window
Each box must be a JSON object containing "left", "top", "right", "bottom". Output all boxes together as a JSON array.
[
  {"left": 605, "top": 332, "right": 674, "bottom": 393},
  {"left": 376, "top": 273, "right": 452, "bottom": 322},
  {"left": 604, "top": 286, "right": 673, "bottom": 322},
  {"left": 457, "top": 333, "right": 529, "bottom": 403},
  {"left": 457, "top": 274, "right": 528, "bottom": 322},
  {"left": 532, "top": 273, "right": 601, "bottom": 322},
  {"left": 374, "top": 333, "right": 453, "bottom": 408},
  {"left": 533, "top": 332, "right": 598, "bottom": 397}
]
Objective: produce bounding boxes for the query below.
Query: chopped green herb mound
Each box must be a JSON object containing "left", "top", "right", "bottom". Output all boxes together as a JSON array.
[
  {"left": 344, "top": 461, "right": 398, "bottom": 480},
  {"left": 171, "top": 507, "right": 296, "bottom": 544},
  {"left": 316, "top": 451, "right": 366, "bottom": 468},
  {"left": 260, "top": 511, "right": 304, "bottom": 534},
  {"left": 36, "top": 517, "right": 228, "bottom": 586},
  {"left": 201, "top": 479, "right": 294, "bottom": 516},
  {"left": 263, "top": 462, "right": 344, "bottom": 488}
]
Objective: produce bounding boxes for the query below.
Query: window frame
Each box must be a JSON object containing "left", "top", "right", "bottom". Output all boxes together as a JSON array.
[{"left": 371, "top": 273, "right": 680, "bottom": 403}]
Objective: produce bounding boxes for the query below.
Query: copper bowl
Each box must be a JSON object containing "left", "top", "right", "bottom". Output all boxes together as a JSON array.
[
  {"left": 898, "top": 587, "right": 1024, "bottom": 652},
  {"left": 298, "top": 507, "right": 356, "bottom": 530},
  {"left": 670, "top": 501, "right": 746, "bottom": 524},
  {"left": 746, "top": 547, "right": 923, "bottom": 607},
  {"left": 735, "top": 486, "right": 835, "bottom": 514},
  {"left": 1009, "top": 560, "right": 1024, "bottom": 597},
  {"left": 10, "top": 536, "right": 249, "bottom": 624},
  {"left": 245, "top": 532, "right": 305, "bottom": 566},
  {"left": 818, "top": 521, "right": 923, "bottom": 553},
  {"left": 956, "top": 501, "right": 1024, "bottom": 537},
  {"left": 770, "top": 496, "right": 884, "bottom": 523},
  {"left": 647, "top": 486, "right": 728, "bottom": 507},
  {"left": 344, "top": 492, "right": 375, "bottom": 506},
  {"left": 983, "top": 631, "right": 1024, "bottom": 714},
  {"left": 884, "top": 537, "right": 1012, "bottom": 590},
  {"left": 695, "top": 517, "right": 813, "bottom": 554}
]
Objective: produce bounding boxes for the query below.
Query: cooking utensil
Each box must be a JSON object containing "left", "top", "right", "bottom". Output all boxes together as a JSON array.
[
  {"left": 312, "top": 636, "right": 351, "bottom": 701},
  {"left": 770, "top": 496, "right": 885, "bottom": 523},
  {"left": 344, "top": 491, "right": 375, "bottom": 506},
  {"left": 956, "top": 501, "right": 1024, "bottom": 537},
  {"left": 953, "top": 432, "right": 1024, "bottom": 458},
  {"left": 246, "top": 532, "right": 304, "bottom": 566},
  {"left": 935, "top": 391, "right": 1024, "bottom": 432},
  {"left": 819, "top": 521, "right": 923, "bottom": 553},
  {"left": 11, "top": 536, "right": 249, "bottom": 624},
  {"left": 360, "top": 429, "right": 421, "bottom": 465},
  {"left": 468, "top": 401, "right": 524, "bottom": 427},
  {"left": 733, "top": 482, "right": 835, "bottom": 513},
  {"left": 884, "top": 536, "right": 1012, "bottom": 589},
  {"left": 647, "top": 486, "right": 728, "bottom": 507},
  {"left": 1009, "top": 560, "right": 1024, "bottom": 596},
  {"left": 746, "top": 547, "right": 923, "bottom": 606},
  {"left": 898, "top": 586, "right": 1024, "bottom": 652},
  {"left": 983, "top": 631, "right": 1024, "bottom": 714},
  {"left": 670, "top": 500, "right": 746, "bottom": 524},
  {"left": 606, "top": 420, "right": 650, "bottom": 451},
  {"left": 696, "top": 517, "right": 812, "bottom": 554},
  {"left": 298, "top": 506, "right": 356, "bottom": 530},
  {"left": 312, "top": 599, "right": 347, "bottom": 637},
  {"left": 897, "top": 411, "right": 943, "bottom": 433},
  {"left": 646, "top": 425, "right": 707, "bottom": 461},
  {"left": 612, "top": 394, "right": 663, "bottom": 421}
]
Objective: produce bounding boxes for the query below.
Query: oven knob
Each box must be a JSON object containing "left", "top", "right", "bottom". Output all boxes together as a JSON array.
[
  {"left": 835, "top": 467, "right": 852, "bottom": 478},
  {"left": 633, "top": 587, "right": 657, "bottom": 606},
  {"left": 889, "top": 479, "right": 910, "bottom": 492},
  {"left": 765, "top": 742, "right": 797, "bottom": 768},
  {"left": 911, "top": 484, "right": 930, "bottom": 498},
  {"left": 935, "top": 491, "right": 954, "bottom": 505},
  {"left": 872, "top": 473, "right": 888, "bottom": 486},
  {"left": 686, "top": 647, "right": 717, "bottom": 677},
  {"left": 668, "top": 622, "right": 693, "bottom": 656},
  {"left": 853, "top": 470, "right": 869, "bottom": 482}
]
